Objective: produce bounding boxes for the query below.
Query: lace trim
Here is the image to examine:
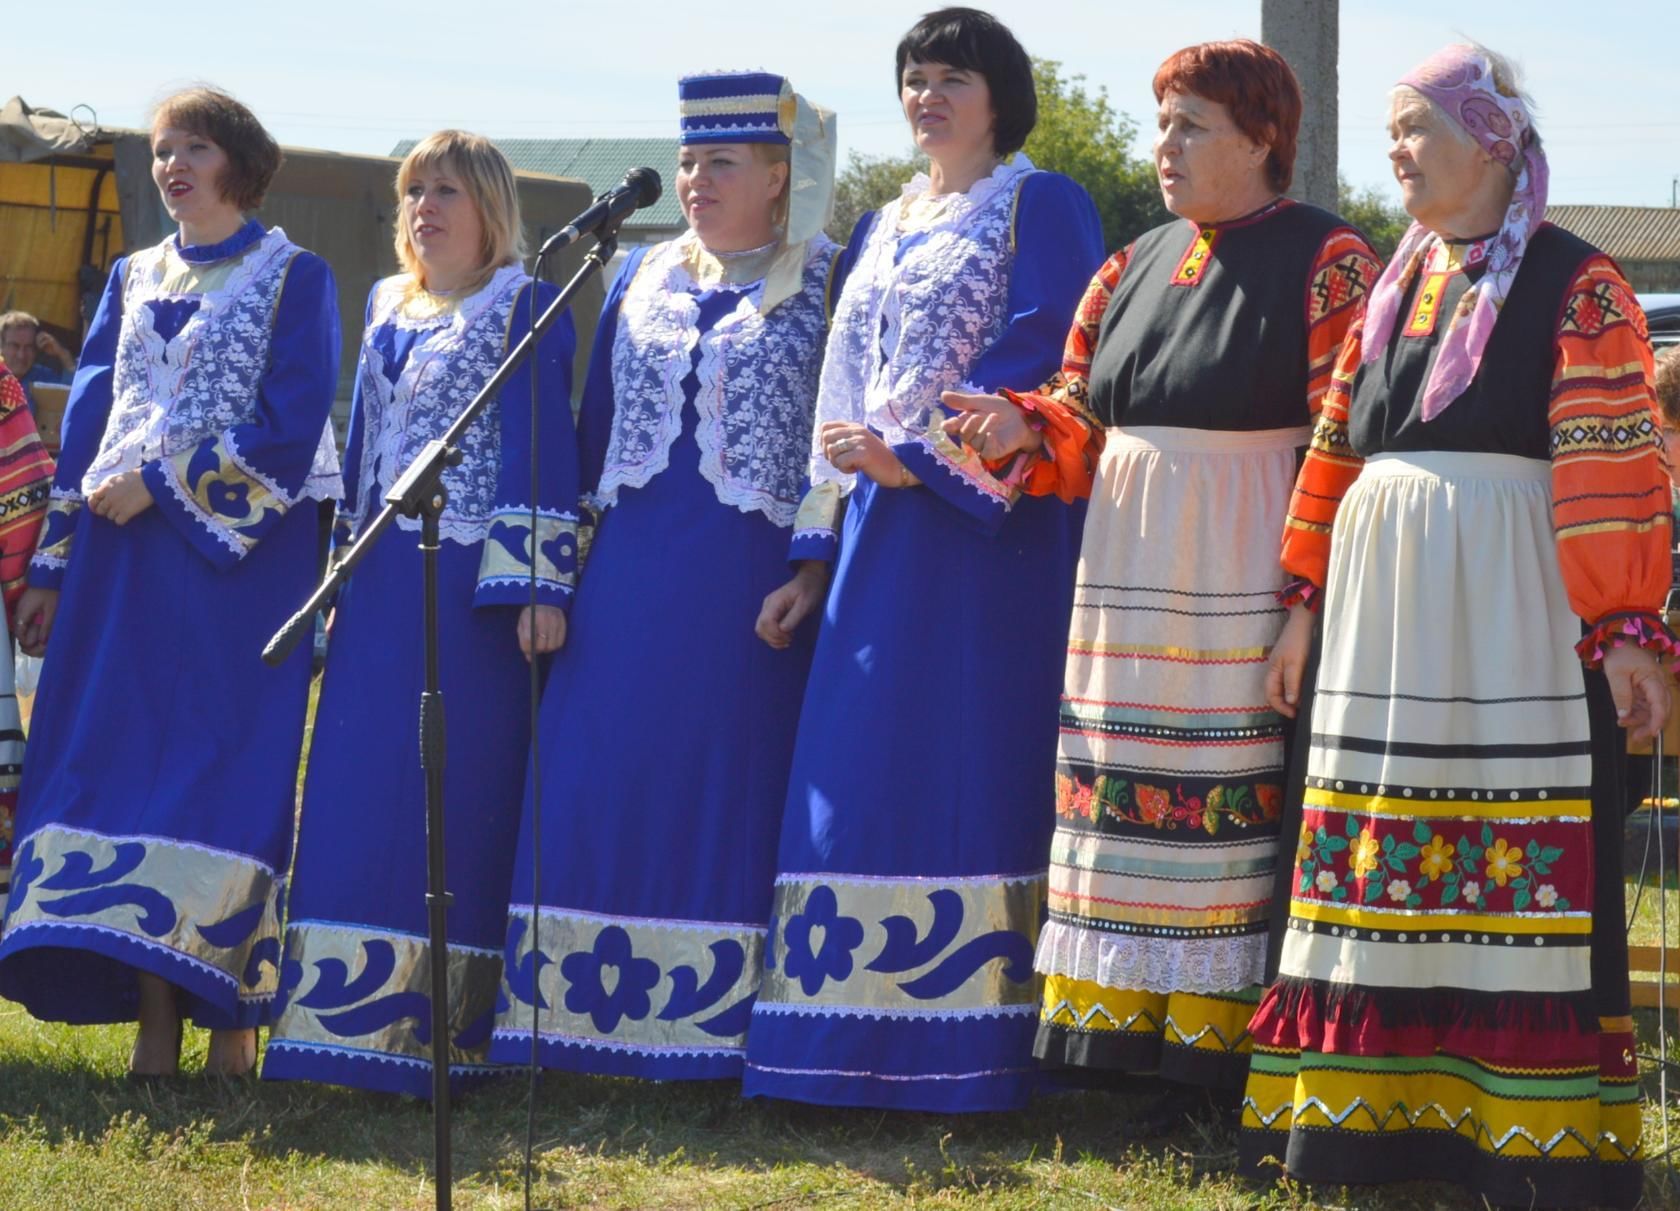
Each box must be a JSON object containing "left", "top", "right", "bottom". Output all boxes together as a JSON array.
[
  {"left": 811, "top": 161, "right": 1031, "bottom": 491},
  {"left": 595, "top": 234, "right": 834, "bottom": 526},
  {"left": 487, "top": 1027, "right": 740, "bottom": 1059},
  {"left": 87, "top": 229, "right": 341, "bottom": 503},
  {"left": 1033, "top": 918, "right": 1266, "bottom": 995},
  {"left": 157, "top": 458, "right": 248, "bottom": 558},
  {"left": 349, "top": 265, "right": 528, "bottom": 546},
  {"left": 751, "top": 1000, "right": 1038, "bottom": 1022}
]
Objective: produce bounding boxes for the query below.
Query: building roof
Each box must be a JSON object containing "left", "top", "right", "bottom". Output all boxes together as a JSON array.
[
  {"left": 1545, "top": 204, "right": 1680, "bottom": 263},
  {"left": 390, "top": 137, "right": 683, "bottom": 230}
]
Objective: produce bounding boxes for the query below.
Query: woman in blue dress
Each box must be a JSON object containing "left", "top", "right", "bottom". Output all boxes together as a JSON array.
[
  {"left": 0, "top": 88, "right": 342, "bottom": 1077},
  {"left": 488, "top": 71, "right": 841, "bottom": 1079},
  {"left": 741, "top": 7, "right": 1105, "bottom": 1112},
  {"left": 263, "top": 132, "right": 578, "bottom": 1097}
]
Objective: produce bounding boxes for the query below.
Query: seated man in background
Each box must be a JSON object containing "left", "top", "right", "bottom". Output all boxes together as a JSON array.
[{"left": 0, "top": 312, "right": 76, "bottom": 412}]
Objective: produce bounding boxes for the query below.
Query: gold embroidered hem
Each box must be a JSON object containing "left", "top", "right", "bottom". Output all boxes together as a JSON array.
[
  {"left": 756, "top": 873, "right": 1044, "bottom": 1016},
  {"left": 0, "top": 823, "right": 282, "bottom": 1021},
  {"left": 488, "top": 906, "right": 765, "bottom": 1077},
  {"left": 264, "top": 921, "right": 505, "bottom": 1093}
]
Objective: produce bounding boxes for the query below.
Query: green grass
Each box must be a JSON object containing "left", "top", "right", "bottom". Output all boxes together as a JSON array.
[
  {"left": 0, "top": 990, "right": 1674, "bottom": 1209},
  {"left": 2, "top": 683, "right": 1677, "bottom": 1207}
]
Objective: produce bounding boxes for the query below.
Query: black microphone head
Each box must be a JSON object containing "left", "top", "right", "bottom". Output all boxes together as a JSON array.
[{"left": 625, "top": 167, "right": 662, "bottom": 209}]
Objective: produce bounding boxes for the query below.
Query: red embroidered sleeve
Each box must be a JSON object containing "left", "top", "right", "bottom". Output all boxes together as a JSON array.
[
  {"left": 0, "top": 372, "right": 54, "bottom": 620},
  {"left": 1306, "top": 228, "right": 1381, "bottom": 418},
  {"left": 1547, "top": 257, "right": 1677, "bottom": 666},
  {"left": 1003, "top": 246, "right": 1129, "bottom": 501}
]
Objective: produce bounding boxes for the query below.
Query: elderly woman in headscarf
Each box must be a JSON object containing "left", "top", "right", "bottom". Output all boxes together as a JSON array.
[
  {"left": 1240, "top": 44, "right": 1671, "bottom": 1208},
  {"left": 487, "top": 71, "right": 843, "bottom": 1080}
]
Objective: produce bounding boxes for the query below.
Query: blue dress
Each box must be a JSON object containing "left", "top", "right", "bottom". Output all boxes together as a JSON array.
[
  {"left": 263, "top": 267, "right": 579, "bottom": 1097},
  {"left": 0, "top": 221, "right": 341, "bottom": 1029},
  {"left": 489, "top": 234, "right": 839, "bottom": 1078},
  {"left": 741, "top": 165, "right": 1105, "bottom": 1111}
]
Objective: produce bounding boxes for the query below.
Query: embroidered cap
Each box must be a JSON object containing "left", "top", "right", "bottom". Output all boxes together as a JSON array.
[{"left": 678, "top": 71, "right": 795, "bottom": 145}]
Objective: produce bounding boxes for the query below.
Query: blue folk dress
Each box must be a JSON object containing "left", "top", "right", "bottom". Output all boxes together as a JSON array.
[
  {"left": 263, "top": 266, "right": 579, "bottom": 1096},
  {"left": 740, "top": 159, "right": 1105, "bottom": 1111},
  {"left": 488, "top": 233, "right": 839, "bottom": 1078},
  {"left": 0, "top": 220, "right": 342, "bottom": 1029}
]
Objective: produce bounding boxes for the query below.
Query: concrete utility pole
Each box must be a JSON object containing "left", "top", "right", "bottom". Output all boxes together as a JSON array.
[{"left": 1262, "top": 0, "right": 1339, "bottom": 212}]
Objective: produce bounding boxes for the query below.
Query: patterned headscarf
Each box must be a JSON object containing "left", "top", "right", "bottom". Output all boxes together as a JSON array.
[{"left": 1361, "top": 45, "right": 1549, "bottom": 421}]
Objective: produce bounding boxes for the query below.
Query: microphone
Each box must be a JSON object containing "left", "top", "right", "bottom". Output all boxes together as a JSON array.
[{"left": 539, "top": 168, "right": 663, "bottom": 256}]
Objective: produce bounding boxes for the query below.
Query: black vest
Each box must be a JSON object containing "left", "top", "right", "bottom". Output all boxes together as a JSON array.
[
  {"left": 1087, "top": 201, "right": 1354, "bottom": 431},
  {"left": 1349, "top": 223, "right": 1597, "bottom": 460}
]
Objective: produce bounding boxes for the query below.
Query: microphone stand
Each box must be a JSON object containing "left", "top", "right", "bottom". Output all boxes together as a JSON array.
[{"left": 263, "top": 224, "right": 623, "bottom": 1211}]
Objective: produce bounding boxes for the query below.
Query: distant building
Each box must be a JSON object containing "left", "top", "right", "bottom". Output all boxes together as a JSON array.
[
  {"left": 1546, "top": 204, "right": 1680, "bottom": 293},
  {"left": 391, "top": 137, "right": 684, "bottom": 248}
]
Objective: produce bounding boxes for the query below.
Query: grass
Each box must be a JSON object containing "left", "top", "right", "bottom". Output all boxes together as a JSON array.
[{"left": 2, "top": 683, "right": 1678, "bottom": 1208}]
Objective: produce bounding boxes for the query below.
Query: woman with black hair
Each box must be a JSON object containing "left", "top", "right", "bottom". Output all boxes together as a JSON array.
[{"left": 744, "top": 6, "right": 1103, "bottom": 1112}]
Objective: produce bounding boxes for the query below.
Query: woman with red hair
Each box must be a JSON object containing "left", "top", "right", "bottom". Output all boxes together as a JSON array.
[{"left": 944, "top": 39, "right": 1379, "bottom": 1121}]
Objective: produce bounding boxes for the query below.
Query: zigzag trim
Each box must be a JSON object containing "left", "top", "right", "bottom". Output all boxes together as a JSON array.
[{"left": 1243, "top": 1094, "right": 1642, "bottom": 1160}]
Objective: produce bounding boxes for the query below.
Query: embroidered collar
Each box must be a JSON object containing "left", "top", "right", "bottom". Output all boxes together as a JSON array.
[
  {"left": 175, "top": 218, "right": 266, "bottom": 265},
  {"left": 894, "top": 154, "right": 1035, "bottom": 233}
]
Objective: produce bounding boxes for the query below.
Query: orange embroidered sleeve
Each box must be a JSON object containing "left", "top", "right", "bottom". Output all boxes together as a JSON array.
[
  {"left": 1001, "top": 246, "right": 1129, "bottom": 501},
  {"left": 1281, "top": 318, "right": 1368, "bottom": 597},
  {"left": 1547, "top": 257, "right": 1676, "bottom": 664},
  {"left": 0, "top": 372, "right": 53, "bottom": 620}
]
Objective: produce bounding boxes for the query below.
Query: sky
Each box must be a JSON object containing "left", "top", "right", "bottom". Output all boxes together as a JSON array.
[{"left": 9, "top": 0, "right": 1678, "bottom": 208}]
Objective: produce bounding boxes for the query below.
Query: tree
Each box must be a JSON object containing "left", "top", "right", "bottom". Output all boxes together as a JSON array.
[
  {"left": 829, "top": 149, "right": 924, "bottom": 244},
  {"left": 1022, "top": 60, "right": 1167, "bottom": 251},
  {"left": 1336, "top": 178, "right": 1411, "bottom": 259},
  {"left": 826, "top": 59, "right": 1166, "bottom": 252}
]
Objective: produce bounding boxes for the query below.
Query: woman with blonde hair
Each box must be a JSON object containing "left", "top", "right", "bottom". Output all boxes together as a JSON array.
[
  {"left": 263, "top": 130, "right": 579, "bottom": 1096},
  {"left": 0, "top": 86, "right": 341, "bottom": 1078},
  {"left": 488, "top": 70, "right": 842, "bottom": 1080}
]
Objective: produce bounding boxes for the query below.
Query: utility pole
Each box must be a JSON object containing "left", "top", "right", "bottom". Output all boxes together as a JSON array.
[{"left": 1262, "top": 0, "right": 1339, "bottom": 212}]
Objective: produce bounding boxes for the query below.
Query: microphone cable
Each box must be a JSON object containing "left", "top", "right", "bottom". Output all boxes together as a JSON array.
[{"left": 523, "top": 248, "right": 549, "bottom": 1211}]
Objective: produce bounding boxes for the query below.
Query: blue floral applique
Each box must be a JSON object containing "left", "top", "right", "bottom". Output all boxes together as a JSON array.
[
  {"left": 560, "top": 925, "right": 661, "bottom": 1033},
  {"left": 781, "top": 885, "right": 865, "bottom": 997}
]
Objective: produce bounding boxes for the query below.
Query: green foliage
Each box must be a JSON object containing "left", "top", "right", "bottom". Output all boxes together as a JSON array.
[
  {"left": 828, "top": 147, "right": 925, "bottom": 244},
  {"left": 1336, "top": 177, "right": 1411, "bottom": 259},
  {"left": 827, "top": 59, "right": 1168, "bottom": 252},
  {"left": 1022, "top": 60, "right": 1169, "bottom": 251}
]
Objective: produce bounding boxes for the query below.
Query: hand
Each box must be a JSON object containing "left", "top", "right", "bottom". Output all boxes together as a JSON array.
[
  {"left": 1604, "top": 643, "right": 1672, "bottom": 746},
  {"left": 756, "top": 561, "right": 830, "bottom": 650},
  {"left": 517, "top": 604, "right": 567, "bottom": 662},
  {"left": 939, "top": 390, "right": 1043, "bottom": 460},
  {"left": 1265, "top": 604, "right": 1315, "bottom": 719},
  {"left": 819, "top": 421, "right": 910, "bottom": 488},
  {"left": 15, "top": 587, "right": 59, "bottom": 658},
  {"left": 87, "top": 471, "right": 154, "bottom": 525},
  {"left": 35, "top": 331, "right": 73, "bottom": 372}
]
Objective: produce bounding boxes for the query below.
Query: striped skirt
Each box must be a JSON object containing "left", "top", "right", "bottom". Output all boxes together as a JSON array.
[
  {"left": 1034, "top": 425, "right": 1306, "bottom": 1090},
  {"left": 1240, "top": 452, "right": 1642, "bottom": 1208}
]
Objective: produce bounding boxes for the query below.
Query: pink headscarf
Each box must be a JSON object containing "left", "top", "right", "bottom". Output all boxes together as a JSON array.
[{"left": 1360, "top": 45, "right": 1550, "bottom": 421}]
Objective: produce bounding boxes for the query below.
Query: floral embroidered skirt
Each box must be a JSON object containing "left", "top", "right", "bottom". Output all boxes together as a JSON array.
[
  {"left": 1033, "top": 425, "right": 1306, "bottom": 1091},
  {"left": 1240, "top": 452, "right": 1642, "bottom": 1208},
  {"left": 742, "top": 479, "right": 1083, "bottom": 1112}
]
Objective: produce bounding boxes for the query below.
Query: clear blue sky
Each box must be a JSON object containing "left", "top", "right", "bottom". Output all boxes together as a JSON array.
[{"left": 13, "top": 0, "right": 1678, "bottom": 207}]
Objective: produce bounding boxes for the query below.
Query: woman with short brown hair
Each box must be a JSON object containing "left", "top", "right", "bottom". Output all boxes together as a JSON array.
[{"left": 0, "top": 87, "right": 341, "bottom": 1078}]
